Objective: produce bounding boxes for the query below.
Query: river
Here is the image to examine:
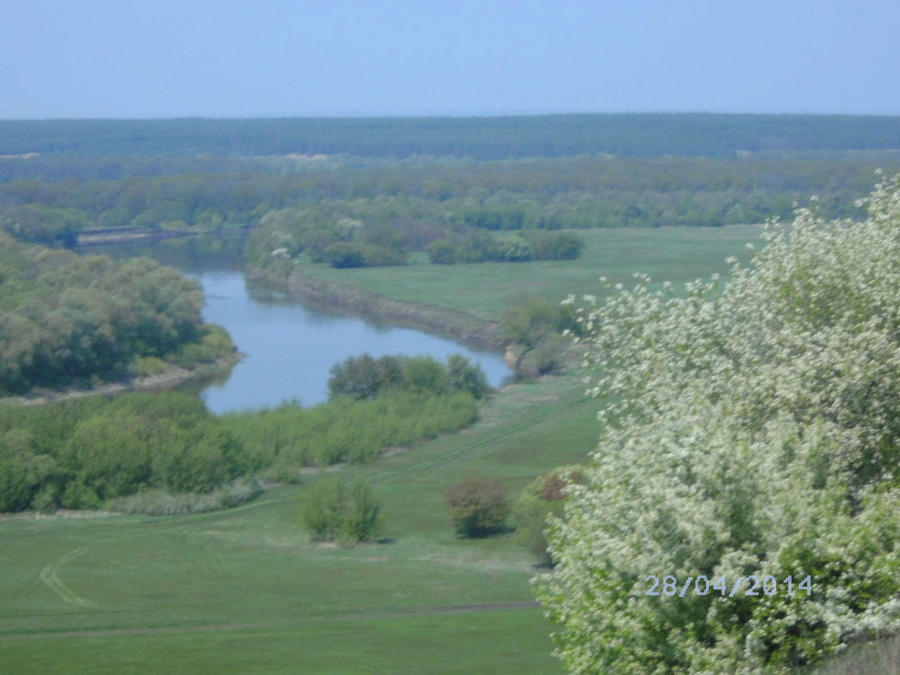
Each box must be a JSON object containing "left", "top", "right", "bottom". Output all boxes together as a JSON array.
[{"left": 86, "top": 238, "right": 513, "bottom": 414}]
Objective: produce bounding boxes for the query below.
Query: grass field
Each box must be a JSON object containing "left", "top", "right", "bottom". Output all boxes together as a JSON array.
[
  {"left": 295, "top": 225, "right": 761, "bottom": 321},
  {"left": 0, "top": 375, "right": 599, "bottom": 673}
]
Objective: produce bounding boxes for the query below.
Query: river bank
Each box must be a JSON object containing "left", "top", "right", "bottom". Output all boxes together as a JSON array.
[
  {"left": 248, "top": 265, "right": 507, "bottom": 352},
  {"left": 0, "top": 354, "right": 241, "bottom": 407}
]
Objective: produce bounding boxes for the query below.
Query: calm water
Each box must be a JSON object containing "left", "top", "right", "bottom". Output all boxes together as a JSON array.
[
  {"left": 86, "top": 238, "right": 513, "bottom": 414},
  {"left": 192, "top": 270, "right": 512, "bottom": 413}
]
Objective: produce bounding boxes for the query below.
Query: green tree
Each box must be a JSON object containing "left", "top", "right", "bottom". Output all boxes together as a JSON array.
[{"left": 446, "top": 354, "right": 488, "bottom": 399}]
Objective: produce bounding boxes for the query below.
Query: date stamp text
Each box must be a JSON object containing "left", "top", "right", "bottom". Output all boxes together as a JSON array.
[{"left": 644, "top": 574, "right": 813, "bottom": 598}]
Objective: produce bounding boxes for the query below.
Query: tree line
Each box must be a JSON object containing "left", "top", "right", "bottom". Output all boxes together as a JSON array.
[
  {"left": 3, "top": 114, "right": 900, "bottom": 159},
  {"left": 0, "top": 353, "right": 487, "bottom": 513},
  {"left": 4, "top": 156, "right": 900, "bottom": 250}
]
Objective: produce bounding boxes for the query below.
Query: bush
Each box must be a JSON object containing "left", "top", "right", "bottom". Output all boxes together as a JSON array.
[
  {"left": 513, "top": 466, "right": 585, "bottom": 565},
  {"left": 299, "top": 479, "right": 382, "bottom": 543},
  {"left": 518, "top": 334, "right": 569, "bottom": 376},
  {"left": 401, "top": 356, "right": 450, "bottom": 396},
  {"left": 446, "top": 354, "right": 488, "bottom": 399},
  {"left": 323, "top": 242, "right": 366, "bottom": 268},
  {"left": 130, "top": 356, "right": 169, "bottom": 377},
  {"left": 446, "top": 478, "right": 509, "bottom": 538},
  {"left": 499, "top": 300, "right": 561, "bottom": 349},
  {"left": 360, "top": 244, "right": 406, "bottom": 267},
  {"left": 426, "top": 238, "right": 457, "bottom": 264},
  {"left": 166, "top": 324, "right": 235, "bottom": 368},
  {"left": 526, "top": 230, "right": 585, "bottom": 260},
  {"left": 222, "top": 390, "right": 478, "bottom": 471},
  {"left": 323, "top": 242, "right": 406, "bottom": 268},
  {"left": 104, "top": 478, "right": 263, "bottom": 516},
  {"left": 327, "top": 353, "right": 486, "bottom": 401},
  {"left": 501, "top": 235, "right": 533, "bottom": 262}
]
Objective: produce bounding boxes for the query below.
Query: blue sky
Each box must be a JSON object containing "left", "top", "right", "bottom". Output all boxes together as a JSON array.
[{"left": 2, "top": 0, "right": 899, "bottom": 119}]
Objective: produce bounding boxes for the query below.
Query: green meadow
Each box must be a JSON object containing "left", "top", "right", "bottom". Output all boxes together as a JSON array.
[
  {"left": 294, "top": 225, "right": 761, "bottom": 320},
  {"left": 1, "top": 376, "right": 598, "bottom": 673}
]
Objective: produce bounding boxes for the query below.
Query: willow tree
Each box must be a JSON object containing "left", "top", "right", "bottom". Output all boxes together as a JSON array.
[{"left": 535, "top": 174, "right": 900, "bottom": 673}]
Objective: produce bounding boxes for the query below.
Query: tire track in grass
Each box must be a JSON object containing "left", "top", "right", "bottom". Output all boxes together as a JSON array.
[
  {"left": 39, "top": 548, "right": 94, "bottom": 608},
  {"left": 0, "top": 601, "right": 540, "bottom": 640}
]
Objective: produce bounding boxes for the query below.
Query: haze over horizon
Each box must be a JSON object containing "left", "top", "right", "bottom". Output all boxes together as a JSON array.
[{"left": 2, "top": 0, "right": 899, "bottom": 120}]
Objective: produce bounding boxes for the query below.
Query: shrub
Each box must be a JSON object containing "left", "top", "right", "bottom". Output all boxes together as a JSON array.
[
  {"left": 324, "top": 242, "right": 366, "bottom": 268},
  {"left": 299, "top": 479, "right": 382, "bottom": 543},
  {"left": 526, "top": 230, "right": 585, "bottom": 260},
  {"left": 502, "top": 235, "right": 533, "bottom": 262},
  {"left": 426, "top": 238, "right": 457, "bottom": 264},
  {"left": 402, "top": 356, "right": 450, "bottom": 396},
  {"left": 446, "top": 354, "right": 488, "bottom": 399},
  {"left": 499, "top": 299, "right": 561, "bottom": 349},
  {"left": 327, "top": 353, "right": 485, "bottom": 401},
  {"left": 360, "top": 244, "right": 406, "bottom": 267},
  {"left": 104, "top": 478, "right": 262, "bottom": 516},
  {"left": 167, "top": 324, "right": 235, "bottom": 368},
  {"left": 514, "top": 466, "right": 585, "bottom": 565},
  {"left": 518, "top": 334, "right": 569, "bottom": 376},
  {"left": 130, "top": 356, "right": 169, "bottom": 377},
  {"left": 446, "top": 478, "right": 509, "bottom": 538}
]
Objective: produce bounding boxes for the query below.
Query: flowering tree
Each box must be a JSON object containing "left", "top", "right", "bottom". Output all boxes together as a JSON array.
[{"left": 535, "top": 174, "right": 900, "bottom": 673}]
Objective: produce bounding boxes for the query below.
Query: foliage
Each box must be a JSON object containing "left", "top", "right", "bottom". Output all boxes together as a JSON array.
[
  {"left": 221, "top": 390, "right": 479, "bottom": 473},
  {"left": 500, "top": 299, "right": 580, "bottom": 350},
  {"left": 299, "top": 479, "right": 382, "bottom": 543},
  {"left": 446, "top": 354, "right": 489, "bottom": 400},
  {"left": 446, "top": 478, "right": 510, "bottom": 538},
  {"left": 327, "top": 353, "right": 488, "bottom": 401},
  {"left": 501, "top": 235, "right": 533, "bottom": 262},
  {"left": 0, "top": 385, "right": 480, "bottom": 512},
  {"left": 525, "top": 231, "right": 585, "bottom": 260},
  {"left": 513, "top": 466, "right": 585, "bottom": 566},
  {"left": 426, "top": 238, "right": 457, "bottom": 264},
  {"left": 104, "top": 477, "right": 263, "bottom": 515},
  {"left": 0, "top": 236, "right": 234, "bottom": 394},
  {"left": 0, "top": 392, "right": 246, "bottom": 511},
  {"left": 517, "top": 334, "right": 570, "bottom": 377},
  {"left": 5, "top": 114, "right": 900, "bottom": 160},
  {"left": 323, "top": 242, "right": 366, "bottom": 268},
  {"left": 499, "top": 299, "right": 580, "bottom": 376},
  {"left": 535, "top": 175, "right": 900, "bottom": 673}
]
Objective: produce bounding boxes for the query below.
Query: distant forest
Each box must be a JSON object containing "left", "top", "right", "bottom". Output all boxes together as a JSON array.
[
  {"left": 1, "top": 113, "right": 900, "bottom": 159},
  {"left": 2, "top": 113, "right": 900, "bottom": 253}
]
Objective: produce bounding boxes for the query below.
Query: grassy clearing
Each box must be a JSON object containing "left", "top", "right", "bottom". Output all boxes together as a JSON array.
[
  {"left": 291, "top": 226, "right": 760, "bottom": 321},
  {"left": 0, "top": 374, "right": 598, "bottom": 673}
]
